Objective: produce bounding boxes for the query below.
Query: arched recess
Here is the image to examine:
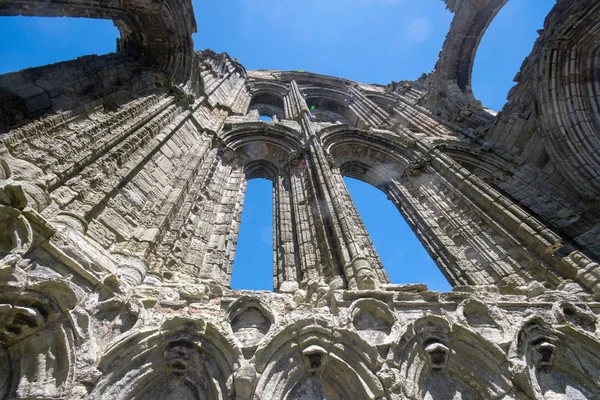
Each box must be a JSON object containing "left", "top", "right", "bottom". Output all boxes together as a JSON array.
[
  {"left": 319, "top": 125, "right": 564, "bottom": 291},
  {"left": 252, "top": 317, "right": 385, "bottom": 400},
  {"left": 301, "top": 84, "right": 390, "bottom": 130},
  {"left": 92, "top": 317, "right": 240, "bottom": 400},
  {"left": 304, "top": 83, "right": 391, "bottom": 128},
  {"left": 248, "top": 93, "right": 285, "bottom": 120},
  {"left": 0, "top": 280, "right": 77, "bottom": 399},
  {"left": 247, "top": 81, "right": 288, "bottom": 120},
  {"left": 306, "top": 96, "right": 351, "bottom": 125},
  {"left": 420, "top": 0, "right": 507, "bottom": 125},
  {"left": 513, "top": 317, "right": 600, "bottom": 399},
  {"left": 0, "top": 0, "right": 197, "bottom": 85},
  {"left": 227, "top": 296, "right": 274, "bottom": 360},
  {"left": 301, "top": 87, "right": 355, "bottom": 126},
  {"left": 394, "top": 316, "right": 515, "bottom": 399},
  {"left": 471, "top": 0, "right": 555, "bottom": 111}
]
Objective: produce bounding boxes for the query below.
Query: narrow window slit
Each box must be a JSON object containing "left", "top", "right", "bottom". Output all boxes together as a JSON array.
[{"left": 231, "top": 178, "right": 274, "bottom": 290}]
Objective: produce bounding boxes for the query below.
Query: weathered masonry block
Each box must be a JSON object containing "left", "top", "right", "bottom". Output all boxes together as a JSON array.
[{"left": 0, "top": 0, "right": 600, "bottom": 398}]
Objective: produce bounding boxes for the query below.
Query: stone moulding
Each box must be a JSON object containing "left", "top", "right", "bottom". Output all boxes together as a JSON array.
[{"left": 0, "top": 0, "right": 600, "bottom": 398}]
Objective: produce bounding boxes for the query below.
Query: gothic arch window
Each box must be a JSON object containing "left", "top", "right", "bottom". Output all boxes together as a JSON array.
[
  {"left": 321, "top": 125, "right": 554, "bottom": 290},
  {"left": 344, "top": 176, "right": 451, "bottom": 291},
  {"left": 231, "top": 176, "right": 274, "bottom": 290},
  {"left": 220, "top": 123, "right": 304, "bottom": 292},
  {"left": 472, "top": 0, "right": 555, "bottom": 111},
  {"left": 305, "top": 97, "right": 351, "bottom": 125}
]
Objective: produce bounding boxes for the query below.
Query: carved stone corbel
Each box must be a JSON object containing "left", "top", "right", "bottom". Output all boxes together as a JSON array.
[{"left": 0, "top": 180, "right": 34, "bottom": 267}]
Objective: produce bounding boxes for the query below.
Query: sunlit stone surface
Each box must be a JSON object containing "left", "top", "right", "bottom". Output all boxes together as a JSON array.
[{"left": 0, "top": 0, "right": 600, "bottom": 398}]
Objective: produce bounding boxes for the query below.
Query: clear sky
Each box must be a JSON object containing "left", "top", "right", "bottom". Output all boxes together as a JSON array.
[{"left": 0, "top": 0, "right": 555, "bottom": 292}]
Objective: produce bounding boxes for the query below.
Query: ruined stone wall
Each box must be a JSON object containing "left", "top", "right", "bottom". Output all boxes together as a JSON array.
[{"left": 0, "top": 0, "right": 599, "bottom": 398}]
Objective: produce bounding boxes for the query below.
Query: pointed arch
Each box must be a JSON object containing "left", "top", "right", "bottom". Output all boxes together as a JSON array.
[
  {"left": 420, "top": 0, "right": 507, "bottom": 125},
  {"left": 219, "top": 122, "right": 304, "bottom": 168},
  {"left": 301, "top": 87, "right": 354, "bottom": 125},
  {"left": 395, "top": 315, "right": 514, "bottom": 400},
  {"left": 220, "top": 122, "right": 305, "bottom": 291},
  {"left": 319, "top": 124, "right": 568, "bottom": 292},
  {"left": 92, "top": 317, "right": 240, "bottom": 400},
  {"left": 512, "top": 317, "right": 600, "bottom": 399},
  {"left": 252, "top": 317, "right": 384, "bottom": 400},
  {"left": 0, "top": 280, "right": 78, "bottom": 399}
]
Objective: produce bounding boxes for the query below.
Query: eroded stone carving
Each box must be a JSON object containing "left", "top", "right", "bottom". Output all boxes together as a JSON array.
[
  {"left": 350, "top": 298, "right": 397, "bottom": 348},
  {"left": 0, "top": 0, "right": 599, "bottom": 398},
  {"left": 228, "top": 296, "right": 273, "bottom": 357}
]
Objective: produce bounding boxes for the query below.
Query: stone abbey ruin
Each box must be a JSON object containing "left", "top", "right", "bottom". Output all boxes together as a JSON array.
[{"left": 0, "top": 0, "right": 600, "bottom": 398}]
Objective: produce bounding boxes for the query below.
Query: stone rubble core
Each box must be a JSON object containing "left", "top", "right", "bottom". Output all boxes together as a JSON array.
[{"left": 0, "top": 0, "right": 600, "bottom": 398}]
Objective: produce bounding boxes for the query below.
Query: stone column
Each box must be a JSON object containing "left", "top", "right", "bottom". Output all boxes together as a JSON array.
[
  {"left": 347, "top": 87, "right": 389, "bottom": 128},
  {"left": 283, "top": 81, "right": 310, "bottom": 120},
  {"left": 201, "top": 162, "right": 247, "bottom": 286},
  {"left": 302, "top": 116, "right": 384, "bottom": 290},
  {"left": 273, "top": 172, "right": 300, "bottom": 291},
  {"left": 329, "top": 165, "right": 389, "bottom": 285}
]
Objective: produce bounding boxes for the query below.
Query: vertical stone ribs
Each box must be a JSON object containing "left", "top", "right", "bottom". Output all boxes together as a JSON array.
[
  {"left": 1, "top": 0, "right": 600, "bottom": 399},
  {"left": 348, "top": 87, "right": 389, "bottom": 128},
  {"left": 479, "top": 0, "right": 600, "bottom": 267},
  {"left": 535, "top": 1, "right": 600, "bottom": 199},
  {"left": 0, "top": 42, "right": 588, "bottom": 294},
  {"left": 283, "top": 81, "right": 309, "bottom": 120}
]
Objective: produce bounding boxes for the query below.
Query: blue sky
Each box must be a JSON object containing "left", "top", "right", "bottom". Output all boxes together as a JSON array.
[{"left": 0, "top": 0, "right": 555, "bottom": 291}]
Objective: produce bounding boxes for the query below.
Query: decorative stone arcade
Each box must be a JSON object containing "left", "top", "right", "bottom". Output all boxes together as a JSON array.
[{"left": 1, "top": 0, "right": 600, "bottom": 399}]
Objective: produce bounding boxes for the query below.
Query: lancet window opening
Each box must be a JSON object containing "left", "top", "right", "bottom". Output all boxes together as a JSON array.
[
  {"left": 229, "top": 160, "right": 279, "bottom": 290},
  {"left": 343, "top": 176, "right": 452, "bottom": 291},
  {"left": 230, "top": 175, "right": 275, "bottom": 291},
  {"left": 305, "top": 97, "right": 352, "bottom": 125}
]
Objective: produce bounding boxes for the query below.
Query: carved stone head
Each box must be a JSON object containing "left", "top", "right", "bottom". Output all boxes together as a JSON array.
[
  {"left": 302, "top": 345, "right": 328, "bottom": 375},
  {"left": 352, "top": 257, "right": 380, "bottom": 290},
  {"left": 423, "top": 338, "right": 450, "bottom": 370}
]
